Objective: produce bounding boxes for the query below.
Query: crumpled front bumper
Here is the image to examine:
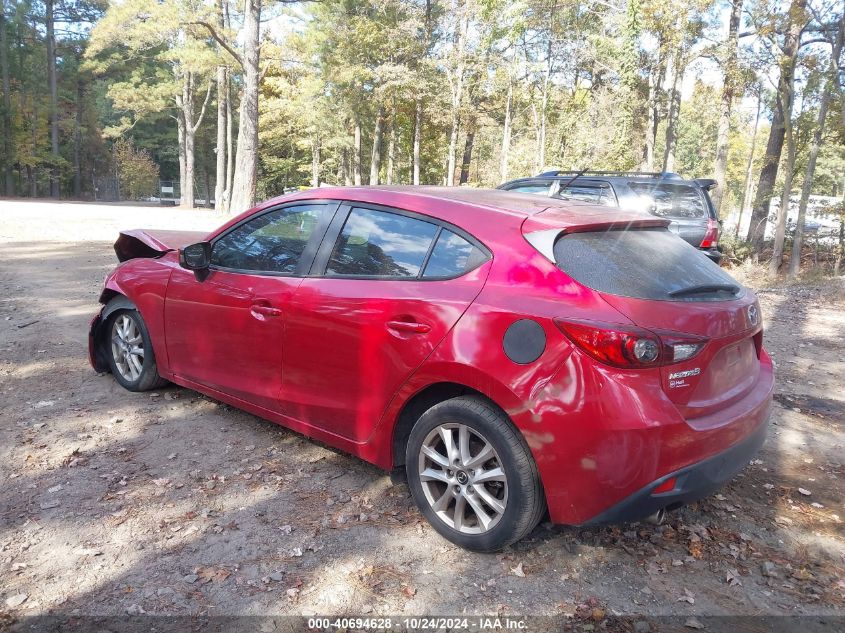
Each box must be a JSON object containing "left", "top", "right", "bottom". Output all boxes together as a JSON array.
[{"left": 88, "top": 310, "right": 108, "bottom": 373}]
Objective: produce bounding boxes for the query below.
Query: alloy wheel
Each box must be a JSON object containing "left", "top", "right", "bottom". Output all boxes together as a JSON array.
[
  {"left": 111, "top": 314, "right": 144, "bottom": 382},
  {"left": 417, "top": 423, "right": 508, "bottom": 534}
]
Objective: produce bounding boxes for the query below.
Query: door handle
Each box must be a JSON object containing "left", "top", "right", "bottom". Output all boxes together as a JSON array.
[
  {"left": 251, "top": 304, "right": 282, "bottom": 317},
  {"left": 386, "top": 320, "right": 431, "bottom": 334}
]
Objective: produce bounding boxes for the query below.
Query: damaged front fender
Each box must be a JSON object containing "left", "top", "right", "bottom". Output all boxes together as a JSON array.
[{"left": 88, "top": 295, "right": 138, "bottom": 373}]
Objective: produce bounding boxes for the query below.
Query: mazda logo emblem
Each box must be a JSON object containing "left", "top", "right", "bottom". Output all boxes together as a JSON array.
[{"left": 748, "top": 305, "right": 758, "bottom": 326}]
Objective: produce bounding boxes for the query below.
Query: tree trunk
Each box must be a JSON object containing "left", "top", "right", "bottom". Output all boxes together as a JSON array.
[
  {"left": 353, "top": 115, "right": 362, "bottom": 185},
  {"left": 446, "top": 110, "right": 460, "bottom": 186},
  {"left": 213, "top": 0, "right": 227, "bottom": 210},
  {"left": 413, "top": 99, "right": 421, "bottom": 185},
  {"left": 179, "top": 74, "right": 197, "bottom": 209},
  {"left": 711, "top": 0, "right": 743, "bottom": 214},
  {"left": 229, "top": 0, "right": 261, "bottom": 213},
  {"left": 177, "top": 113, "right": 186, "bottom": 205},
  {"left": 342, "top": 147, "right": 352, "bottom": 186},
  {"left": 225, "top": 73, "right": 234, "bottom": 207},
  {"left": 459, "top": 115, "right": 475, "bottom": 185},
  {"left": 537, "top": 35, "right": 553, "bottom": 171},
  {"left": 214, "top": 66, "right": 227, "bottom": 208},
  {"left": 369, "top": 106, "right": 384, "bottom": 185},
  {"left": 46, "top": 0, "right": 59, "bottom": 198},
  {"left": 747, "top": 0, "right": 806, "bottom": 254},
  {"left": 768, "top": 93, "right": 795, "bottom": 275},
  {"left": 204, "top": 166, "right": 211, "bottom": 207},
  {"left": 737, "top": 91, "right": 761, "bottom": 237},
  {"left": 73, "top": 73, "right": 83, "bottom": 198},
  {"left": 445, "top": 6, "right": 468, "bottom": 186},
  {"left": 789, "top": 12, "right": 843, "bottom": 277},
  {"left": 662, "top": 50, "right": 683, "bottom": 173},
  {"left": 500, "top": 78, "right": 513, "bottom": 182},
  {"left": 386, "top": 105, "right": 396, "bottom": 185},
  {"left": 643, "top": 70, "right": 657, "bottom": 170},
  {"left": 0, "top": 0, "right": 14, "bottom": 196},
  {"left": 310, "top": 135, "right": 320, "bottom": 188}
]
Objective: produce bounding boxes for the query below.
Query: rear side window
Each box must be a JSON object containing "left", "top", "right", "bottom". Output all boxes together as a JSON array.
[
  {"left": 508, "top": 184, "right": 551, "bottom": 195},
  {"left": 422, "top": 229, "right": 487, "bottom": 278},
  {"left": 628, "top": 183, "right": 707, "bottom": 219},
  {"left": 553, "top": 228, "right": 741, "bottom": 301},
  {"left": 557, "top": 184, "right": 616, "bottom": 207},
  {"left": 327, "top": 208, "right": 438, "bottom": 278}
]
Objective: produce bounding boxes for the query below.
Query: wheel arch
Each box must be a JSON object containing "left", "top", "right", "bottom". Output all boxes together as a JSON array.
[
  {"left": 91, "top": 293, "right": 138, "bottom": 373},
  {"left": 390, "top": 381, "right": 514, "bottom": 470}
]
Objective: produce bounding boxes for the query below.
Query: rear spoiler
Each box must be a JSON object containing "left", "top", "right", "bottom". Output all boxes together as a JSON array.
[
  {"left": 114, "top": 229, "right": 209, "bottom": 262},
  {"left": 522, "top": 215, "right": 670, "bottom": 263},
  {"left": 694, "top": 178, "right": 717, "bottom": 191}
]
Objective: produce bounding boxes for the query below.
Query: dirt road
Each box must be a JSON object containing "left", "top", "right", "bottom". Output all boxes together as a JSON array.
[{"left": 1, "top": 200, "right": 844, "bottom": 626}]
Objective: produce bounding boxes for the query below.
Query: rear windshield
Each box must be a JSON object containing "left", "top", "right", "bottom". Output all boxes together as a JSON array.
[
  {"left": 628, "top": 182, "right": 708, "bottom": 219},
  {"left": 553, "top": 228, "right": 741, "bottom": 301}
]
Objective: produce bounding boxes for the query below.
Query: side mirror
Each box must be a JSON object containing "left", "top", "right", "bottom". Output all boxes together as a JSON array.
[{"left": 179, "top": 242, "right": 211, "bottom": 271}]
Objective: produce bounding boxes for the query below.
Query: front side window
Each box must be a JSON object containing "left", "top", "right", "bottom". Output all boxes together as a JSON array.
[
  {"left": 327, "top": 208, "right": 438, "bottom": 278},
  {"left": 211, "top": 204, "right": 327, "bottom": 273},
  {"left": 628, "top": 183, "right": 707, "bottom": 219}
]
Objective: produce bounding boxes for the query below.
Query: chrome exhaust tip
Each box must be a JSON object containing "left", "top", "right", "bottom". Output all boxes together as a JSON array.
[{"left": 645, "top": 508, "right": 666, "bottom": 525}]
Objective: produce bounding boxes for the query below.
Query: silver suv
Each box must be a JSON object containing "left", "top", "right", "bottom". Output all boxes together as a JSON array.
[{"left": 498, "top": 171, "right": 722, "bottom": 263}]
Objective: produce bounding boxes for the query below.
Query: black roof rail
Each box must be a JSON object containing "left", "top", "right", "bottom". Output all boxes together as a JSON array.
[{"left": 536, "top": 170, "right": 683, "bottom": 180}]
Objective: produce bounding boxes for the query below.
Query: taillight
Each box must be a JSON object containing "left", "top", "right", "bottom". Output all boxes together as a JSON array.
[
  {"left": 700, "top": 218, "right": 719, "bottom": 249},
  {"left": 554, "top": 318, "right": 706, "bottom": 369}
]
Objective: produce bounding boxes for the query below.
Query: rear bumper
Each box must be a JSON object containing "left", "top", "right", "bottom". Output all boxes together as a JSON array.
[
  {"left": 581, "top": 413, "right": 768, "bottom": 525},
  {"left": 534, "top": 347, "right": 774, "bottom": 525}
]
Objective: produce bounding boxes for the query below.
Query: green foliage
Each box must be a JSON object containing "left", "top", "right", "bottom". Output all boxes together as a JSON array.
[
  {"left": 113, "top": 137, "right": 159, "bottom": 199},
  {"left": 0, "top": 0, "right": 842, "bottom": 212}
]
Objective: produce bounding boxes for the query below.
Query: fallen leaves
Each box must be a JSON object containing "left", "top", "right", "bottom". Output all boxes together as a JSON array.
[
  {"left": 195, "top": 566, "right": 231, "bottom": 584},
  {"left": 726, "top": 568, "right": 742, "bottom": 587}
]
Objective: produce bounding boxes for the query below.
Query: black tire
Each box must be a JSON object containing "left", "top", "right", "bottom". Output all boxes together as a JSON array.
[
  {"left": 105, "top": 307, "right": 167, "bottom": 392},
  {"left": 405, "top": 395, "right": 546, "bottom": 552}
]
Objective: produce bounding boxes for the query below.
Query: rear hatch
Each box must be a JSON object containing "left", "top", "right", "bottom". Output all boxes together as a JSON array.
[
  {"left": 551, "top": 226, "right": 762, "bottom": 423},
  {"left": 627, "top": 181, "right": 713, "bottom": 248}
]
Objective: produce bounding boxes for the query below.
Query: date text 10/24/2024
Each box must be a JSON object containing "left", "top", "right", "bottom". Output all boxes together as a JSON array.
[{"left": 308, "top": 617, "right": 528, "bottom": 630}]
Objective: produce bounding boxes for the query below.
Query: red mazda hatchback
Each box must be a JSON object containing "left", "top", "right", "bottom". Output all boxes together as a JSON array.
[{"left": 89, "top": 187, "right": 773, "bottom": 551}]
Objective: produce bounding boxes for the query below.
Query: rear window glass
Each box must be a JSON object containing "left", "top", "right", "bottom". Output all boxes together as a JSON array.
[
  {"left": 629, "top": 183, "right": 707, "bottom": 219},
  {"left": 553, "top": 228, "right": 741, "bottom": 301}
]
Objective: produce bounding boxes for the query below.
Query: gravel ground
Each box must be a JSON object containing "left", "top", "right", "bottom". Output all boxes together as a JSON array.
[{"left": 1, "top": 199, "right": 844, "bottom": 628}]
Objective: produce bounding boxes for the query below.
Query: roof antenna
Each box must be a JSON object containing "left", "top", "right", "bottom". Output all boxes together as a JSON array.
[{"left": 557, "top": 167, "right": 588, "bottom": 196}]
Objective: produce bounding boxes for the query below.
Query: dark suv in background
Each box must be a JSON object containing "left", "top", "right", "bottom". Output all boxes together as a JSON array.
[{"left": 498, "top": 171, "right": 722, "bottom": 263}]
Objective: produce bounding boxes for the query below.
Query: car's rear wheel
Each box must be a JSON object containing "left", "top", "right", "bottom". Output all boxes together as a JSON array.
[
  {"left": 405, "top": 396, "right": 546, "bottom": 552},
  {"left": 106, "top": 309, "right": 166, "bottom": 392}
]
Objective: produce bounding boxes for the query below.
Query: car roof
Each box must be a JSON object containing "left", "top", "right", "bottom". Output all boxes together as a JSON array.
[
  {"left": 282, "top": 186, "right": 550, "bottom": 217},
  {"left": 211, "top": 185, "right": 665, "bottom": 244},
  {"left": 280, "top": 185, "right": 655, "bottom": 225},
  {"left": 504, "top": 173, "right": 700, "bottom": 186}
]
